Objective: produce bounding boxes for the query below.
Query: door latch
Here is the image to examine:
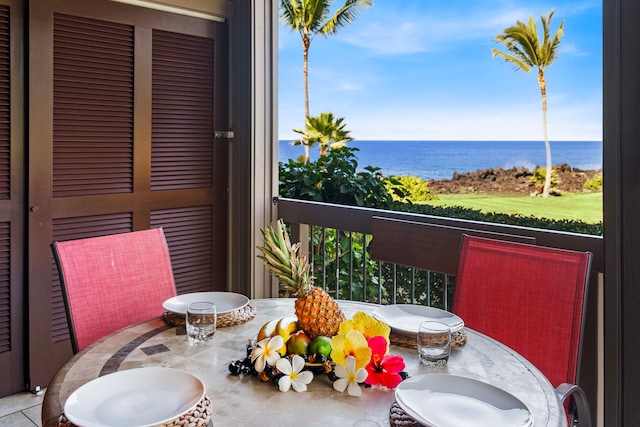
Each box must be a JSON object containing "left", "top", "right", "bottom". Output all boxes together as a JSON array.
[{"left": 214, "top": 130, "right": 234, "bottom": 139}]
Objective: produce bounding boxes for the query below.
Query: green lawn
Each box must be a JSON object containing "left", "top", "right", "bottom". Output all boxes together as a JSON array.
[{"left": 422, "top": 192, "right": 602, "bottom": 224}]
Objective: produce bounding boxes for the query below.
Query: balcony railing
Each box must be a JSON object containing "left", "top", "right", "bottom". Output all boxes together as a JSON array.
[{"left": 277, "top": 196, "right": 604, "bottom": 421}]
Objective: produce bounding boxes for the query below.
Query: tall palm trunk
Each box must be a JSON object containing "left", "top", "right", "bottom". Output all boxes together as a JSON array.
[
  {"left": 302, "top": 32, "right": 311, "bottom": 161},
  {"left": 538, "top": 69, "right": 552, "bottom": 197}
]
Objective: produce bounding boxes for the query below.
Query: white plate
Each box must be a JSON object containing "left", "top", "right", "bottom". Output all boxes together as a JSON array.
[
  {"left": 163, "top": 291, "right": 249, "bottom": 315},
  {"left": 372, "top": 304, "right": 464, "bottom": 335},
  {"left": 395, "top": 374, "right": 533, "bottom": 427},
  {"left": 64, "top": 367, "right": 205, "bottom": 427}
]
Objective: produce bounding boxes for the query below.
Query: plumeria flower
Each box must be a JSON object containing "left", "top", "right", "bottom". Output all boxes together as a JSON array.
[
  {"left": 330, "top": 329, "right": 372, "bottom": 370},
  {"left": 250, "top": 335, "right": 284, "bottom": 373},
  {"left": 338, "top": 311, "right": 391, "bottom": 350},
  {"left": 333, "top": 355, "right": 368, "bottom": 397},
  {"left": 365, "top": 336, "right": 405, "bottom": 389},
  {"left": 275, "top": 355, "right": 314, "bottom": 392}
]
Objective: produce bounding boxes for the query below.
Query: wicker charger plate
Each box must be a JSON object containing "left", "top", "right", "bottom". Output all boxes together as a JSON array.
[
  {"left": 389, "top": 401, "right": 421, "bottom": 427},
  {"left": 55, "top": 393, "right": 213, "bottom": 427},
  {"left": 390, "top": 328, "right": 468, "bottom": 349},
  {"left": 163, "top": 303, "right": 257, "bottom": 328}
]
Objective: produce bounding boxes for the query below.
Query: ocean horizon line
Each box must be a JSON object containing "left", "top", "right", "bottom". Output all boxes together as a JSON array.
[{"left": 278, "top": 140, "right": 602, "bottom": 181}]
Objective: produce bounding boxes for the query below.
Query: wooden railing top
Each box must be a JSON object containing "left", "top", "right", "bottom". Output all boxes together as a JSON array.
[{"left": 277, "top": 197, "right": 604, "bottom": 273}]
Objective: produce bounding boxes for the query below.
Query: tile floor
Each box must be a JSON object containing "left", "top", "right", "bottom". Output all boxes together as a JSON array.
[{"left": 0, "top": 389, "right": 45, "bottom": 426}]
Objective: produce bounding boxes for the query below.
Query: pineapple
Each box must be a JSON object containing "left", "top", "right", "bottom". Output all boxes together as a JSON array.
[{"left": 257, "top": 219, "right": 346, "bottom": 338}]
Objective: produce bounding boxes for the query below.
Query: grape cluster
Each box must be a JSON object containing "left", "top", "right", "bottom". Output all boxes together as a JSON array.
[
  {"left": 228, "top": 343, "right": 257, "bottom": 377},
  {"left": 228, "top": 356, "right": 255, "bottom": 376}
]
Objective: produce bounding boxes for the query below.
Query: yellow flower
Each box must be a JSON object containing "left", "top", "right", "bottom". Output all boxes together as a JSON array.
[
  {"left": 338, "top": 311, "right": 391, "bottom": 343},
  {"left": 330, "top": 330, "right": 372, "bottom": 370}
]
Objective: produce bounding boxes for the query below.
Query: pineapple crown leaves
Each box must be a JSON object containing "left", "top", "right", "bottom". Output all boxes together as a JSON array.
[{"left": 257, "top": 219, "right": 314, "bottom": 297}]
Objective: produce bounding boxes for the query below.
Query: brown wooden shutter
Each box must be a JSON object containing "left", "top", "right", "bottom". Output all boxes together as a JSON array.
[
  {"left": 0, "top": 5, "right": 9, "bottom": 201},
  {"left": 28, "top": 1, "right": 228, "bottom": 389},
  {"left": 0, "top": 223, "right": 10, "bottom": 353},
  {"left": 0, "top": 4, "right": 11, "bottom": 355},
  {"left": 53, "top": 14, "right": 134, "bottom": 197},
  {"left": 151, "top": 206, "right": 212, "bottom": 294},
  {"left": 151, "top": 29, "right": 214, "bottom": 191}
]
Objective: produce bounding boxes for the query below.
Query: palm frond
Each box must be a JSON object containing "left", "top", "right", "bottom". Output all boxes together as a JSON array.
[
  {"left": 320, "top": 0, "right": 372, "bottom": 36},
  {"left": 492, "top": 9, "right": 564, "bottom": 73},
  {"left": 304, "top": 0, "right": 331, "bottom": 35},
  {"left": 280, "top": 0, "right": 303, "bottom": 31}
]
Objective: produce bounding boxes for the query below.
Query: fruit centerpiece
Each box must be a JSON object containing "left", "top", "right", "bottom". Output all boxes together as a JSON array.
[{"left": 228, "top": 219, "right": 406, "bottom": 396}]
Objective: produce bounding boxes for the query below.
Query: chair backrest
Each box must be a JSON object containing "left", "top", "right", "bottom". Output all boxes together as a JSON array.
[
  {"left": 52, "top": 228, "right": 177, "bottom": 353},
  {"left": 452, "top": 235, "right": 592, "bottom": 388}
]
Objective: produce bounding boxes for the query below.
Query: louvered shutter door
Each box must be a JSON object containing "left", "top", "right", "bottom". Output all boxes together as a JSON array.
[
  {"left": 150, "top": 30, "right": 216, "bottom": 294},
  {"left": 151, "top": 207, "right": 213, "bottom": 294},
  {"left": 0, "top": 5, "right": 9, "bottom": 202},
  {"left": 28, "top": 1, "right": 228, "bottom": 388},
  {"left": 0, "top": 225, "right": 10, "bottom": 353},
  {"left": 53, "top": 14, "right": 134, "bottom": 197},
  {"left": 0, "top": 1, "right": 22, "bottom": 397},
  {"left": 50, "top": 15, "right": 137, "bottom": 343},
  {"left": 151, "top": 30, "right": 214, "bottom": 191},
  {"left": 0, "top": 4, "right": 10, "bottom": 353}
]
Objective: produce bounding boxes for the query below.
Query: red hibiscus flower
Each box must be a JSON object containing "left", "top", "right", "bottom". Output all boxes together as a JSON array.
[{"left": 364, "top": 336, "right": 405, "bottom": 388}]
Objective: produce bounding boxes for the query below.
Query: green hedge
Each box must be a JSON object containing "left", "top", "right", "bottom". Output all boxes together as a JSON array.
[{"left": 387, "top": 201, "right": 602, "bottom": 236}]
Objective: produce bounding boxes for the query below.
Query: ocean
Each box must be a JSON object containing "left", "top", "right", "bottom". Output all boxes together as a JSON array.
[{"left": 278, "top": 140, "right": 603, "bottom": 181}]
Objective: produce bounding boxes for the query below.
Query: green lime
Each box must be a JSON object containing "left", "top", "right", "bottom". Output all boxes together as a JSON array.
[{"left": 309, "top": 336, "right": 332, "bottom": 357}]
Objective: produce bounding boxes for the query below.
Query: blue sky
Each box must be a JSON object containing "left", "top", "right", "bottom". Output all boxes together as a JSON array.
[{"left": 278, "top": 0, "right": 602, "bottom": 141}]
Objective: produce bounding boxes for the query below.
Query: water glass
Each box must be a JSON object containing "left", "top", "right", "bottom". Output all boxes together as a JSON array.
[
  {"left": 417, "top": 321, "right": 451, "bottom": 367},
  {"left": 186, "top": 302, "right": 217, "bottom": 343}
]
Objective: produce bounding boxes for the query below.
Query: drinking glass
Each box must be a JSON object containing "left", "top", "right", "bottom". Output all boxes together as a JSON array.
[
  {"left": 417, "top": 321, "right": 451, "bottom": 367},
  {"left": 186, "top": 302, "right": 217, "bottom": 343}
]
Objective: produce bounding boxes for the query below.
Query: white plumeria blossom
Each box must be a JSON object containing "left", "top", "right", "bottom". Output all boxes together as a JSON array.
[
  {"left": 250, "top": 335, "right": 284, "bottom": 373},
  {"left": 275, "top": 355, "right": 314, "bottom": 392},
  {"left": 333, "top": 355, "right": 368, "bottom": 397}
]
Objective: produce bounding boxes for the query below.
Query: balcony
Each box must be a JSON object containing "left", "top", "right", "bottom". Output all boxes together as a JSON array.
[{"left": 277, "top": 196, "right": 604, "bottom": 423}]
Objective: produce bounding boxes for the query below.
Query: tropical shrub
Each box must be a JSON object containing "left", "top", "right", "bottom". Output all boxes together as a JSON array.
[
  {"left": 528, "top": 167, "right": 559, "bottom": 194},
  {"left": 386, "top": 175, "right": 437, "bottom": 202},
  {"left": 583, "top": 175, "right": 603, "bottom": 191},
  {"left": 279, "top": 146, "right": 405, "bottom": 209}
]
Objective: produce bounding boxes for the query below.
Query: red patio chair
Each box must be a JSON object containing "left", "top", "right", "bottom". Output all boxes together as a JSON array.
[
  {"left": 52, "top": 228, "right": 177, "bottom": 353},
  {"left": 452, "top": 234, "right": 592, "bottom": 427}
]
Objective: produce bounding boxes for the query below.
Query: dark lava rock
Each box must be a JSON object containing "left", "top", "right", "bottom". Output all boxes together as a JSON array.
[{"left": 428, "top": 164, "right": 602, "bottom": 195}]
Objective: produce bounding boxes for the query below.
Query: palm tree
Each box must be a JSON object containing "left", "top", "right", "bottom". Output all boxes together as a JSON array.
[
  {"left": 293, "top": 112, "right": 353, "bottom": 157},
  {"left": 491, "top": 9, "right": 564, "bottom": 198},
  {"left": 281, "top": 0, "right": 372, "bottom": 161}
]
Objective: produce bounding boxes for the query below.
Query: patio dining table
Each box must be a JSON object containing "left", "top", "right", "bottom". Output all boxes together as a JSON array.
[{"left": 42, "top": 298, "right": 567, "bottom": 427}]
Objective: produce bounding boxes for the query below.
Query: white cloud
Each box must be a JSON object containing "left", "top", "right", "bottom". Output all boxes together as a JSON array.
[
  {"left": 340, "top": 21, "right": 427, "bottom": 55},
  {"left": 560, "top": 43, "right": 589, "bottom": 57},
  {"left": 338, "top": 5, "right": 539, "bottom": 56}
]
